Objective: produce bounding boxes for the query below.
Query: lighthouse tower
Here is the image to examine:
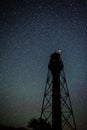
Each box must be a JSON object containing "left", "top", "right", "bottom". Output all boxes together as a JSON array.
[{"left": 40, "top": 51, "right": 76, "bottom": 130}]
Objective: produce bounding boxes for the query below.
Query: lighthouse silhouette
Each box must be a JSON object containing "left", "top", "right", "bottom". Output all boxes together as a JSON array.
[{"left": 40, "top": 51, "right": 76, "bottom": 130}]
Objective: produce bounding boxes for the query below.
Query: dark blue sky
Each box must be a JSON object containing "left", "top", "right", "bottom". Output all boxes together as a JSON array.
[{"left": 0, "top": 0, "right": 87, "bottom": 129}]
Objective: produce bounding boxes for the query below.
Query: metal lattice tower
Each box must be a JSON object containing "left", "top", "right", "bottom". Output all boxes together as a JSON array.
[{"left": 40, "top": 51, "right": 76, "bottom": 130}]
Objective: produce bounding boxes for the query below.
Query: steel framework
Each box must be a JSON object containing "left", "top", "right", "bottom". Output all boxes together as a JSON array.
[{"left": 40, "top": 52, "right": 76, "bottom": 130}]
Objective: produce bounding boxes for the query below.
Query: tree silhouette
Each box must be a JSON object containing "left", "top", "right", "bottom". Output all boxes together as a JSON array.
[
  {"left": 27, "top": 118, "right": 51, "bottom": 130},
  {"left": 27, "top": 118, "right": 38, "bottom": 130}
]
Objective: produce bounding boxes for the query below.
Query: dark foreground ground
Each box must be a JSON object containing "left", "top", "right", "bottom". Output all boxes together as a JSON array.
[{"left": 0, "top": 126, "right": 28, "bottom": 130}]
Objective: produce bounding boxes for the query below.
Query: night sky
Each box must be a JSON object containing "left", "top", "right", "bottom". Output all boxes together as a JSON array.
[{"left": 0, "top": 0, "right": 87, "bottom": 129}]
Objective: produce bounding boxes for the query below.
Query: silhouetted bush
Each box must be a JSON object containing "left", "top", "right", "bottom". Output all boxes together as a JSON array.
[{"left": 27, "top": 118, "right": 52, "bottom": 130}]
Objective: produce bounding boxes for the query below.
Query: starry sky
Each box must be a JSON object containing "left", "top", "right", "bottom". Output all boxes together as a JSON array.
[{"left": 0, "top": 0, "right": 87, "bottom": 129}]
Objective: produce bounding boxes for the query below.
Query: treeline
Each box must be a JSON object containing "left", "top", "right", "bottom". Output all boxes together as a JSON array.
[{"left": 0, "top": 118, "right": 52, "bottom": 130}]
